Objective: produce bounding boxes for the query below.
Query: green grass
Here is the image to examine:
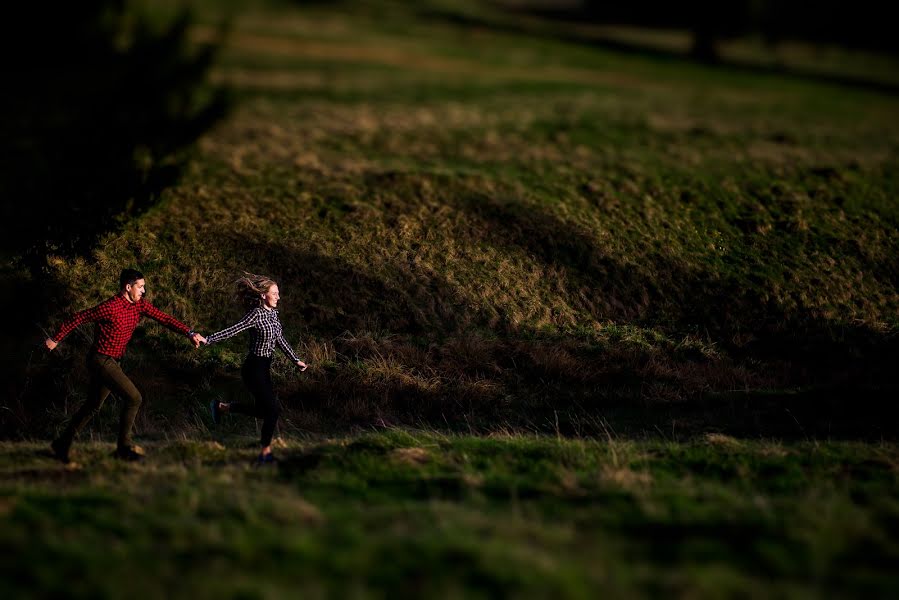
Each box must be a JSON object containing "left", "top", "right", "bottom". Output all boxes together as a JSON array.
[{"left": 2, "top": 433, "right": 898, "bottom": 598}]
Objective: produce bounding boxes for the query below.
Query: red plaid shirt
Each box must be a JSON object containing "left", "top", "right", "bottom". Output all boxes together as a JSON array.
[{"left": 52, "top": 294, "right": 192, "bottom": 359}]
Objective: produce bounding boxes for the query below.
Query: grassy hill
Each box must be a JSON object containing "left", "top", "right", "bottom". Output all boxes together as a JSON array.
[{"left": 6, "top": 0, "right": 899, "bottom": 439}]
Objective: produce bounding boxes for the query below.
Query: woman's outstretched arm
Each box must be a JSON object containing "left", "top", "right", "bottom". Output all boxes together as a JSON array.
[
  {"left": 205, "top": 310, "right": 258, "bottom": 346},
  {"left": 276, "top": 330, "right": 307, "bottom": 370}
]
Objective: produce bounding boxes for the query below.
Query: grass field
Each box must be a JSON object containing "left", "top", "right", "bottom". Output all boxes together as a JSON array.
[
  {"left": 2, "top": 432, "right": 898, "bottom": 598},
  {"left": 3, "top": 0, "right": 899, "bottom": 596}
]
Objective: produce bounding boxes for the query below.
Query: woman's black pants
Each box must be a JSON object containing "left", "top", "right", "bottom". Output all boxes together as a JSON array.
[{"left": 233, "top": 355, "right": 279, "bottom": 447}]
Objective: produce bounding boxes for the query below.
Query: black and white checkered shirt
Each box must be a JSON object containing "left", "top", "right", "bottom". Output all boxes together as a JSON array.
[{"left": 205, "top": 307, "right": 301, "bottom": 363}]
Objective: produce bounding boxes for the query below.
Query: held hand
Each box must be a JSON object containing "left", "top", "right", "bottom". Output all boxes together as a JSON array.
[
  {"left": 45, "top": 338, "right": 58, "bottom": 351},
  {"left": 190, "top": 332, "right": 207, "bottom": 349},
  {"left": 296, "top": 360, "right": 308, "bottom": 372}
]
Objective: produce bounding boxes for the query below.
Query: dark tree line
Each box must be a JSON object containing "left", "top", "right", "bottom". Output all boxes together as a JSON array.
[
  {"left": 572, "top": 1, "right": 897, "bottom": 62},
  {"left": 0, "top": 0, "right": 230, "bottom": 275}
]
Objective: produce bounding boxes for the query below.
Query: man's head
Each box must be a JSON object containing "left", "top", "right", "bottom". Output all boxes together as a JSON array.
[{"left": 119, "top": 269, "right": 146, "bottom": 303}]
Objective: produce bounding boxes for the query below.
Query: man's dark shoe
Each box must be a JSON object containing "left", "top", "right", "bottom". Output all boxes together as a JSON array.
[
  {"left": 113, "top": 445, "right": 145, "bottom": 462},
  {"left": 50, "top": 438, "right": 71, "bottom": 464}
]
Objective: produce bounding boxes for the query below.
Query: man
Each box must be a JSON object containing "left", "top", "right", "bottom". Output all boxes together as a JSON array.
[{"left": 45, "top": 268, "right": 206, "bottom": 463}]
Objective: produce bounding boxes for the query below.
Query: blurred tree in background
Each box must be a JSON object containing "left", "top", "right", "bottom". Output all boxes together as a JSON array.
[{"left": 0, "top": 0, "right": 230, "bottom": 273}]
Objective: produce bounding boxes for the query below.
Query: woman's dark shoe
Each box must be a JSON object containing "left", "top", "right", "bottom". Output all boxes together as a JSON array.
[
  {"left": 113, "top": 445, "right": 145, "bottom": 462},
  {"left": 210, "top": 399, "right": 223, "bottom": 424},
  {"left": 253, "top": 452, "right": 277, "bottom": 467},
  {"left": 50, "top": 438, "right": 71, "bottom": 464}
]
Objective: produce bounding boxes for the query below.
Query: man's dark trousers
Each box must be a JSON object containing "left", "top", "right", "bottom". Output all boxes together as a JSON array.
[{"left": 57, "top": 351, "right": 143, "bottom": 450}]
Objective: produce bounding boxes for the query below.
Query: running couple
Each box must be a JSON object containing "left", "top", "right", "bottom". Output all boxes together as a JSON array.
[{"left": 45, "top": 269, "right": 306, "bottom": 465}]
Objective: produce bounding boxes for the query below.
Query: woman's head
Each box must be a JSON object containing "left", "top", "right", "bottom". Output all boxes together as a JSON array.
[{"left": 235, "top": 273, "right": 279, "bottom": 310}]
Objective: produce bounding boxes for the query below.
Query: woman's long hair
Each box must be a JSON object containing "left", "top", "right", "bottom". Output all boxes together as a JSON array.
[{"left": 235, "top": 272, "right": 276, "bottom": 311}]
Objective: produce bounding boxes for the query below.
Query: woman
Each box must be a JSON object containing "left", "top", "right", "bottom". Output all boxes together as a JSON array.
[{"left": 204, "top": 273, "right": 307, "bottom": 464}]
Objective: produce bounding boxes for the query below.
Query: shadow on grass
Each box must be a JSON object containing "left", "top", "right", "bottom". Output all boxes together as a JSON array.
[
  {"left": 7, "top": 161, "right": 896, "bottom": 440},
  {"left": 366, "top": 170, "right": 899, "bottom": 387},
  {"left": 201, "top": 216, "right": 898, "bottom": 440}
]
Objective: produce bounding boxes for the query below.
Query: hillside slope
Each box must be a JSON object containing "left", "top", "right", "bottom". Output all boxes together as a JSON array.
[{"left": 10, "top": 0, "right": 899, "bottom": 438}]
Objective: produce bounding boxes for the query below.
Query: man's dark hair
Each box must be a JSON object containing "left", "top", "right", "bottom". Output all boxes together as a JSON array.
[{"left": 119, "top": 268, "right": 144, "bottom": 290}]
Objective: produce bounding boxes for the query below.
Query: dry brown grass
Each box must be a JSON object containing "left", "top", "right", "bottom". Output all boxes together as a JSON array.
[
  {"left": 390, "top": 446, "right": 431, "bottom": 465},
  {"left": 703, "top": 433, "right": 742, "bottom": 447},
  {"left": 598, "top": 464, "right": 653, "bottom": 491}
]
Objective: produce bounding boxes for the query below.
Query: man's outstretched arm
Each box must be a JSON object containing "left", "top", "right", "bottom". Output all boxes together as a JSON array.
[
  {"left": 139, "top": 301, "right": 203, "bottom": 348},
  {"left": 45, "top": 303, "right": 105, "bottom": 351}
]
